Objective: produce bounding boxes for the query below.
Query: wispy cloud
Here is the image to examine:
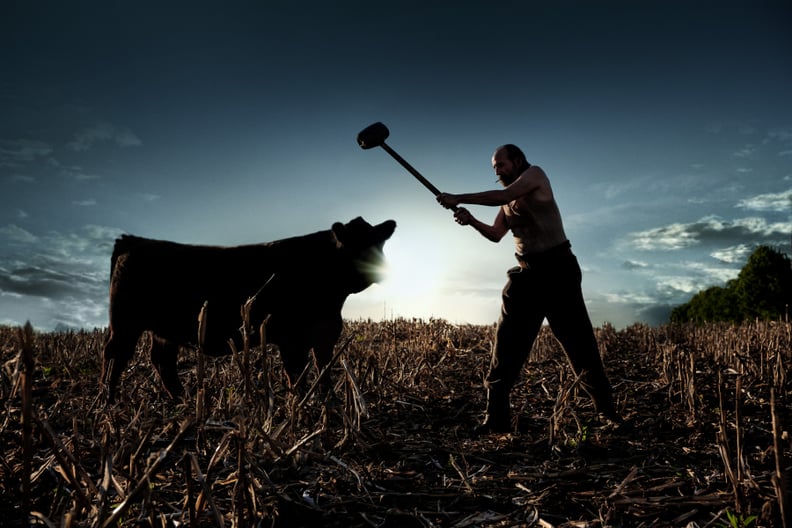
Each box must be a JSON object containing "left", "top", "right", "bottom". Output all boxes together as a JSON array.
[
  {"left": 592, "top": 171, "right": 703, "bottom": 201},
  {"left": 609, "top": 249, "right": 749, "bottom": 326},
  {"left": 0, "top": 265, "right": 90, "bottom": 298},
  {"left": 710, "top": 244, "right": 752, "bottom": 263},
  {"left": 655, "top": 276, "right": 700, "bottom": 296},
  {"left": 628, "top": 222, "right": 700, "bottom": 250},
  {"left": 604, "top": 291, "right": 657, "bottom": 304},
  {"left": 0, "top": 139, "right": 53, "bottom": 166},
  {"left": 627, "top": 215, "right": 790, "bottom": 251},
  {"left": 72, "top": 199, "right": 97, "bottom": 207},
  {"left": 650, "top": 264, "right": 738, "bottom": 302},
  {"left": 761, "top": 128, "right": 792, "bottom": 157},
  {"left": 622, "top": 259, "right": 649, "bottom": 270},
  {"left": 66, "top": 123, "right": 142, "bottom": 151},
  {"left": 736, "top": 189, "right": 792, "bottom": 212},
  {"left": 733, "top": 144, "right": 757, "bottom": 158},
  {"left": 683, "top": 261, "right": 741, "bottom": 284},
  {"left": 595, "top": 176, "right": 649, "bottom": 200},
  {"left": 7, "top": 173, "right": 36, "bottom": 183},
  {"left": 765, "top": 128, "right": 792, "bottom": 145},
  {"left": 0, "top": 224, "right": 123, "bottom": 329},
  {"left": 84, "top": 224, "right": 123, "bottom": 240},
  {"left": 0, "top": 224, "right": 38, "bottom": 243},
  {"left": 62, "top": 167, "right": 100, "bottom": 182}
]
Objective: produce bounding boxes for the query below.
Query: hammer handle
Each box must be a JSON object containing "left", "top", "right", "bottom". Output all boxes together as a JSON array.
[{"left": 380, "top": 143, "right": 458, "bottom": 212}]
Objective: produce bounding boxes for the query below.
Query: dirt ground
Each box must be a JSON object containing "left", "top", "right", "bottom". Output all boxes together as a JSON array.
[{"left": 1, "top": 319, "right": 790, "bottom": 527}]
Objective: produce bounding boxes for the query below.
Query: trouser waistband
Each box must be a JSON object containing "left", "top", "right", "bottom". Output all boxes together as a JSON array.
[{"left": 515, "top": 240, "right": 572, "bottom": 268}]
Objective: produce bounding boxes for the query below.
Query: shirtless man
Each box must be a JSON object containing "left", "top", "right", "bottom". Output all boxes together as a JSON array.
[{"left": 437, "top": 144, "right": 619, "bottom": 434}]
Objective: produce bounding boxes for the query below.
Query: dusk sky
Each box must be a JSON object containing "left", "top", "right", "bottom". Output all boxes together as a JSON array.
[{"left": 2, "top": 1, "right": 791, "bottom": 331}]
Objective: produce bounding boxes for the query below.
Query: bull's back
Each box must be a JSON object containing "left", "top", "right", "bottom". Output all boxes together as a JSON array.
[
  {"left": 107, "top": 230, "right": 341, "bottom": 342},
  {"left": 113, "top": 235, "right": 276, "bottom": 280},
  {"left": 109, "top": 236, "right": 278, "bottom": 339}
]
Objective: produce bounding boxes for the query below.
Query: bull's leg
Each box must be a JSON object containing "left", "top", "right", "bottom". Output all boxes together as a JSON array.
[
  {"left": 309, "top": 318, "right": 343, "bottom": 396},
  {"left": 278, "top": 343, "right": 312, "bottom": 389},
  {"left": 311, "top": 318, "right": 343, "bottom": 372},
  {"left": 149, "top": 335, "right": 183, "bottom": 399},
  {"left": 102, "top": 328, "right": 139, "bottom": 403},
  {"left": 276, "top": 317, "right": 342, "bottom": 390}
]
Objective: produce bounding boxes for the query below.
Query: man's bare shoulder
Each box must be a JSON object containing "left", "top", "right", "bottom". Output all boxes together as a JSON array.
[
  {"left": 525, "top": 165, "right": 547, "bottom": 178},
  {"left": 513, "top": 166, "right": 554, "bottom": 203},
  {"left": 513, "top": 165, "right": 548, "bottom": 188}
]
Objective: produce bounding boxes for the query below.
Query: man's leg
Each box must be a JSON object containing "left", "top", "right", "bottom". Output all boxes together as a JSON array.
[
  {"left": 546, "top": 256, "right": 619, "bottom": 421},
  {"left": 481, "top": 267, "right": 544, "bottom": 432}
]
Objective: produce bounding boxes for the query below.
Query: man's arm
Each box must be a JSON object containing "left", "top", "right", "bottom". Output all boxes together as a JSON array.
[
  {"left": 437, "top": 166, "right": 545, "bottom": 208},
  {"left": 453, "top": 207, "right": 509, "bottom": 242}
]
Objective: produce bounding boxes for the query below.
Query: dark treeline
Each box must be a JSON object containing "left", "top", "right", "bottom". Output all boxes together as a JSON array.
[{"left": 671, "top": 245, "right": 792, "bottom": 324}]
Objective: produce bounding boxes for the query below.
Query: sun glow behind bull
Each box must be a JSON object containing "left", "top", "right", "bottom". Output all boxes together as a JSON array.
[{"left": 373, "top": 235, "right": 446, "bottom": 306}]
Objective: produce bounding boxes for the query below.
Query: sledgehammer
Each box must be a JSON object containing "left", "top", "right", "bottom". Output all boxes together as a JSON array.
[{"left": 357, "top": 122, "right": 458, "bottom": 212}]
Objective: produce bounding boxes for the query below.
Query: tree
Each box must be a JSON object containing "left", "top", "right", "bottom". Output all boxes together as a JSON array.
[
  {"left": 671, "top": 284, "right": 741, "bottom": 324},
  {"left": 733, "top": 245, "right": 792, "bottom": 320},
  {"left": 670, "top": 245, "right": 791, "bottom": 324}
]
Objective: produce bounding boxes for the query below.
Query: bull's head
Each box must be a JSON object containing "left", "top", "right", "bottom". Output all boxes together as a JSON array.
[{"left": 332, "top": 217, "right": 396, "bottom": 293}]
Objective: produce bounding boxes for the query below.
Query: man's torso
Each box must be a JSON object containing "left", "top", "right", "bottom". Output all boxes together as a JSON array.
[{"left": 503, "top": 176, "right": 568, "bottom": 255}]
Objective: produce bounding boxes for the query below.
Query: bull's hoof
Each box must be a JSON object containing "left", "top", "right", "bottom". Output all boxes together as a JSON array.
[
  {"left": 601, "top": 410, "right": 624, "bottom": 424},
  {"left": 472, "top": 418, "right": 512, "bottom": 437}
]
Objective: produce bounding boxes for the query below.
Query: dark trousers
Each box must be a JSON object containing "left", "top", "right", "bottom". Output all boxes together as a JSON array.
[{"left": 485, "top": 247, "right": 617, "bottom": 423}]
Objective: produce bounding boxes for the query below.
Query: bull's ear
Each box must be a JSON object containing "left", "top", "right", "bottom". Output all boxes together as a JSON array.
[
  {"left": 376, "top": 220, "right": 397, "bottom": 240},
  {"left": 331, "top": 222, "right": 345, "bottom": 248}
]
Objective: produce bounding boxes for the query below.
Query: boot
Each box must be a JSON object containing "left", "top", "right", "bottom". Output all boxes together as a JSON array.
[
  {"left": 591, "top": 390, "right": 622, "bottom": 424},
  {"left": 473, "top": 386, "right": 511, "bottom": 435}
]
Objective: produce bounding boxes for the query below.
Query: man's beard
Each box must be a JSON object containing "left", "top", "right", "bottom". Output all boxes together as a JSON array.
[{"left": 499, "top": 172, "right": 517, "bottom": 186}]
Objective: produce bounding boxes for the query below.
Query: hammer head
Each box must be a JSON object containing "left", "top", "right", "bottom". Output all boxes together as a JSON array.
[{"left": 357, "top": 122, "right": 390, "bottom": 149}]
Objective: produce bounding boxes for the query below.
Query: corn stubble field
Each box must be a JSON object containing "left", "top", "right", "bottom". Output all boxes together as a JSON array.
[{"left": 1, "top": 318, "right": 791, "bottom": 527}]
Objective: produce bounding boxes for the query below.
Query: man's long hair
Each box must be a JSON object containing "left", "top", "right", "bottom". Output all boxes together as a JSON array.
[{"left": 497, "top": 144, "right": 530, "bottom": 174}]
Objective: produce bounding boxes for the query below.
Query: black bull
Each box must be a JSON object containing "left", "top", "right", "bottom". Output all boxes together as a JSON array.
[{"left": 102, "top": 217, "right": 396, "bottom": 401}]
